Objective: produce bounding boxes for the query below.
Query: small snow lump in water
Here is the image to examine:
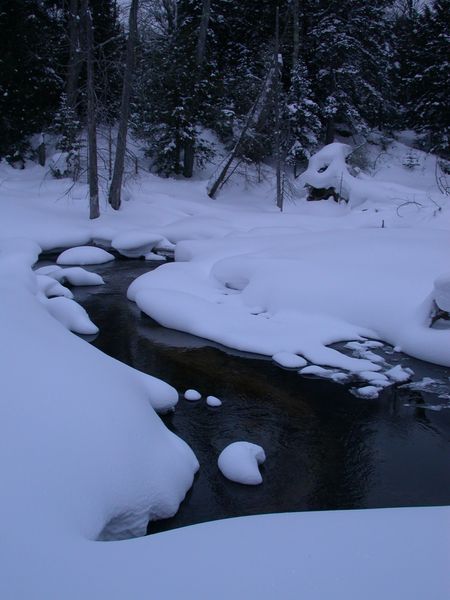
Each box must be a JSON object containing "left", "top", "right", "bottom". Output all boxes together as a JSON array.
[
  {"left": 184, "top": 389, "right": 202, "bottom": 401},
  {"left": 206, "top": 395, "right": 222, "bottom": 407},
  {"left": 218, "top": 442, "right": 266, "bottom": 485}
]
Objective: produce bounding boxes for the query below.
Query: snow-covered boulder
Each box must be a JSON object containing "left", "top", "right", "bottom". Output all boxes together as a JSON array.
[
  {"left": 59, "top": 267, "right": 104, "bottom": 286},
  {"left": 218, "top": 442, "right": 266, "bottom": 485},
  {"left": 36, "top": 274, "right": 74, "bottom": 299},
  {"left": 35, "top": 264, "right": 64, "bottom": 278},
  {"left": 302, "top": 143, "right": 353, "bottom": 202},
  {"left": 57, "top": 246, "right": 115, "bottom": 266},
  {"left": 112, "top": 230, "right": 164, "bottom": 258},
  {"left": 44, "top": 296, "right": 99, "bottom": 335},
  {"left": 90, "top": 225, "right": 117, "bottom": 247},
  {"left": 433, "top": 274, "right": 450, "bottom": 312}
]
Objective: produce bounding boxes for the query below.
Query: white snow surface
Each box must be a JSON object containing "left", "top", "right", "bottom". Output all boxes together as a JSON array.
[
  {"left": 57, "top": 245, "right": 115, "bottom": 265},
  {"left": 273, "top": 351, "right": 307, "bottom": 369},
  {"left": 1, "top": 142, "right": 450, "bottom": 597},
  {"left": 218, "top": 442, "right": 266, "bottom": 485},
  {"left": 132, "top": 227, "right": 450, "bottom": 372}
]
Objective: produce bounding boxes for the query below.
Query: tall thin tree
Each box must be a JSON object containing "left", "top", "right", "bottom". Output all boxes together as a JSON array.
[
  {"left": 108, "top": 0, "right": 139, "bottom": 211},
  {"left": 182, "top": 0, "right": 212, "bottom": 178},
  {"left": 66, "top": 0, "right": 83, "bottom": 113},
  {"left": 82, "top": 0, "right": 99, "bottom": 219}
]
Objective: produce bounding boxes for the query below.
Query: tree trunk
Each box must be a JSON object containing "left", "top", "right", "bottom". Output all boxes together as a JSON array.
[
  {"left": 182, "top": 0, "right": 212, "bottom": 178},
  {"left": 195, "top": 0, "right": 211, "bottom": 68},
  {"left": 37, "top": 134, "right": 46, "bottom": 167},
  {"left": 183, "top": 141, "right": 195, "bottom": 178},
  {"left": 325, "top": 118, "right": 335, "bottom": 145},
  {"left": 274, "top": 6, "right": 283, "bottom": 211},
  {"left": 108, "top": 0, "right": 138, "bottom": 210},
  {"left": 291, "top": 0, "right": 299, "bottom": 70},
  {"left": 82, "top": 0, "right": 99, "bottom": 220},
  {"left": 325, "top": 69, "right": 336, "bottom": 145},
  {"left": 66, "top": 0, "right": 83, "bottom": 112}
]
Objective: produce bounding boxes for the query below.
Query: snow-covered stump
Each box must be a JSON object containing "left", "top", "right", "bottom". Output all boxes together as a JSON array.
[{"left": 302, "top": 143, "right": 353, "bottom": 204}]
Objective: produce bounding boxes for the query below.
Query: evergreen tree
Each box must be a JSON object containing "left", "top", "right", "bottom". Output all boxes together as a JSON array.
[
  {"left": 306, "top": 0, "right": 393, "bottom": 142},
  {"left": 0, "top": 0, "right": 62, "bottom": 160},
  {"left": 285, "top": 59, "right": 321, "bottom": 169},
  {"left": 411, "top": 0, "right": 450, "bottom": 156}
]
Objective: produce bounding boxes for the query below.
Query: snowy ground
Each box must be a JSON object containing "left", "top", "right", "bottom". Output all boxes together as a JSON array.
[{"left": 1, "top": 138, "right": 449, "bottom": 597}]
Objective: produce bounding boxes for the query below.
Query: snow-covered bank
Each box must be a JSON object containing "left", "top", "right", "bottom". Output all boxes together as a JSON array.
[
  {"left": 2, "top": 504, "right": 448, "bottom": 599},
  {"left": 130, "top": 227, "right": 450, "bottom": 382},
  {"left": 3, "top": 242, "right": 448, "bottom": 599},
  {"left": 1, "top": 140, "right": 450, "bottom": 597},
  {"left": 0, "top": 241, "right": 198, "bottom": 545}
]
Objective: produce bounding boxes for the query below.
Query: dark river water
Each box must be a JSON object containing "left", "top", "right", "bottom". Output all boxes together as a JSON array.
[{"left": 38, "top": 256, "right": 450, "bottom": 534}]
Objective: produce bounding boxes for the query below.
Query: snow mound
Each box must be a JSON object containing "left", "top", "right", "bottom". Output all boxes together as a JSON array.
[
  {"left": 302, "top": 142, "right": 353, "bottom": 201},
  {"left": 57, "top": 246, "right": 115, "bottom": 266},
  {"left": 58, "top": 267, "right": 104, "bottom": 286},
  {"left": 273, "top": 352, "right": 307, "bottom": 369},
  {"left": 90, "top": 225, "right": 117, "bottom": 246},
  {"left": 132, "top": 371, "right": 179, "bottom": 413},
  {"left": 44, "top": 296, "right": 99, "bottom": 335},
  {"left": 36, "top": 274, "right": 74, "bottom": 299},
  {"left": 218, "top": 442, "right": 266, "bottom": 485},
  {"left": 184, "top": 389, "right": 202, "bottom": 401},
  {"left": 112, "top": 230, "right": 164, "bottom": 258},
  {"left": 35, "top": 264, "right": 64, "bottom": 277},
  {"left": 434, "top": 274, "right": 450, "bottom": 312},
  {"left": 206, "top": 395, "right": 222, "bottom": 407}
]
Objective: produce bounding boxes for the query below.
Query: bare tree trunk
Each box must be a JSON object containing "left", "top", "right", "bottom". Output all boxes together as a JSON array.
[
  {"left": 195, "top": 0, "right": 211, "bottom": 67},
  {"left": 325, "top": 69, "right": 336, "bottom": 145},
  {"left": 182, "top": 0, "right": 212, "bottom": 179},
  {"left": 274, "top": 6, "right": 283, "bottom": 211},
  {"left": 82, "top": 0, "right": 99, "bottom": 219},
  {"left": 292, "top": 0, "right": 299, "bottom": 70},
  {"left": 325, "top": 118, "right": 335, "bottom": 145},
  {"left": 66, "top": 0, "right": 83, "bottom": 111},
  {"left": 108, "top": 0, "right": 139, "bottom": 210}
]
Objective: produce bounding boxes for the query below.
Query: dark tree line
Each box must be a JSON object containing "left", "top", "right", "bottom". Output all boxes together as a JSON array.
[{"left": 0, "top": 0, "right": 448, "bottom": 213}]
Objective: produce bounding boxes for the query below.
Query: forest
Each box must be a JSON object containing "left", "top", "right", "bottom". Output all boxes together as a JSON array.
[{"left": 1, "top": 0, "right": 448, "bottom": 209}]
